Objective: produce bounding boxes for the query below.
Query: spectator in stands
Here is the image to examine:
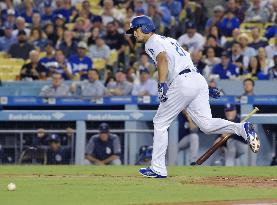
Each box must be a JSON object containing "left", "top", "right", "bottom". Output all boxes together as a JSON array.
[
  {"left": 88, "top": 36, "right": 111, "bottom": 62},
  {"left": 269, "top": 0, "right": 277, "bottom": 23},
  {"left": 40, "top": 72, "right": 71, "bottom": 97},
  {"left": 21, "top": 0, "right": 38, "bottom": 24},
  {"left": 231, "top": 42, "right": 249, "bottom": 75},
  {"left": 178, "top": 21, "right": 205, "bottom": 52},
  {"left": 20, "top": 50, "right": 47, "bottom": 80},
  {"left": 132, "top": 68, "right": 157, "bottom": 96},
  {"left": 87, "top": 26, "right": 101, "bottom": 46},
  {"left": 54, "top": 14, "right": 66, "bottom": 28},
  {"left": 43, "top": 21, "right": 55, "bottom": 43},
  {"left": 41, "top": 1, "right": 53, "bottom": 23},
  {"left": 104, "top": 21, "right": 126, "bottom": 66},
  {"left": 161, "top": 0, "right": 182, "bottom": 20},
  {"left": 102, "top": 0, "right": 124, "bottom": 25},
  {"left": 147, "top": 4, "right": 162, "bottom": 34},
  {"left": 74, "top": 0, "right": 94, "bottom": 22},
  {"left": 203, "top": 47, "right": 221, "bottom": 78},
  {"left": 224, "top": 28, "right": 240, "bottom": 51},
  {"left": 205, "top": 5, "right": 224, "bottom": 33},
  {"left": 191, "top": 50, "right": 206, "bottom": 75},
  {"left": 265, "top": 33, "right": 277, "bottom": 60},
  {"left": 53, "top": 0, "right": 70, "bottom": 23},
  {"left": 226, "top": 0, "right": 245, "bottom": 23},
  {"left": 133, "top": 52, "right": 155, "bottom": 77},
  {"left": 238, "top": 33, "right": 256, "bottom": 58},
  {"left": 51, "top": 50, "right": 73, "bottom": 80},
  {"left": 12, "top": 17, "right": 30, "bottom": 37},
  {"left": 59, "top": 30, "right": 78, "bottom": 58},
  {"left": 249, "top": 27, "right": 268, "bottom": 50},
  {"left": 108, "top": 68, "right": 133, "bottom": 96},
  {"left": 247, "top": 56, "right": 261, "bottom": 77},
  {"left": 219, "top": 9, "right": 240, "bottom": 37},
  {"left": 85, "top": 123, "right": 121, "bottom": 165},
  {"left": 55, "top": 26, "right": 65, "bottom": 48},
  {"left": 0, "top": 26, "right": 16, "bottom": 52},
  {"left": 268, "top": 55, "right": 277, "bottom": 79},
  {"left": 245, "top": 0, "right": 269, "bottom": 23},
  {"left": 8, "top": 30, "right": 34, "bottom": 60},
  {"left": 28, "top": 27, "right": 47, "bottom": 50},
  {"left": 256, "top": 47, "right": 274, "bottom": 79},
  {"left": 208, "top": 26, "right": 227, "bottom": 47},
  {"left": 69, "top": 41, "right": 93, "bottom": 80},
  {"left": 72, "top": 17, "right": 90, "bottom": 42},
  {"left": 39, "top": 41, "right": 56, "bottom": 71},
  {"left": 212, "top": 51, "right": 239, "bottom": 79},
  {"left": 203, "top": 35, "right": 224, "bottom": 57},
  {"left": 71, "top": 69, "right": 106, "bottom": 97},
  {"left": 46, "top": 134, "right": 71, "bottom": 165},
  {"left": 3, "top": 9, "right": 16, "bottom": 29},
  {"left": 242, "top": 78, "right": 255, "bottom": 96},
  {"left": 31, "top": 13, "right": 41, "bottom": 29}
]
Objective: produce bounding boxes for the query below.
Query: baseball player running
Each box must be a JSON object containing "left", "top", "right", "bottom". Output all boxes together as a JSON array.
[{"left": 126, "top": 16, "right": 260, "bottom": 178}]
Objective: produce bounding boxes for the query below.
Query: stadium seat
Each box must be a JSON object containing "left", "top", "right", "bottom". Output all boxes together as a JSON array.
[
  {"left": 66, "top": 23, "right": 75, "bottom": 31},
  {"left": 0, "top": 58, "right": 24, "bottom": 81},
  {"left": 93, "top": 58, "right": 106, "bottom": 70},
  {"left": 108, "top": 50, "right": 118, "bottom": 66},
  {"left": 240, "top": 22, "right": 264, "bottom": 30},
  {"left": 269, "top": 37, "right": 275, "bottom": 45},
  {"left": 0, "top": 52, "right": 8, "bottom": 58}
]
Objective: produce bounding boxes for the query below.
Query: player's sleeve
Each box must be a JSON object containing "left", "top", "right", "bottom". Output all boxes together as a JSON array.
[
  {"left": 145, "top": 38, "right": 166, "bottom": 61},
  {"left": 112, "top": 135, "right": 121, "bottom": 155},
  {"left": 85, "top": 135, "right": 96, "bottom": 155}
]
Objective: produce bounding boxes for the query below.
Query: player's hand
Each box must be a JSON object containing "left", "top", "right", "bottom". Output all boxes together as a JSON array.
[
  {"left": 158, "top": 82, "right": 168, "bottom": 103},
  {"left": 208, "top": 86, "right": 221, "bottom": 99}
]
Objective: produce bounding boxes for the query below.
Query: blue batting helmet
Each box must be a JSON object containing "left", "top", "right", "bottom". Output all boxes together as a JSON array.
[{"left": 126, "top": 15, "right": 155, "bottom": 34}]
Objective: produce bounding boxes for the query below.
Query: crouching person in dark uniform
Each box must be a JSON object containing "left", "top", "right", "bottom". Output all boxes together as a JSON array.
[
  {"left": 85, "top": 123, "right": 122, "bottom": 165},
  {"left": 47, "top": 134, "right": 71, "bottom": 165}
]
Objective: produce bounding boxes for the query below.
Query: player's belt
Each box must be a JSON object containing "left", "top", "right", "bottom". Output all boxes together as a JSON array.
[{"left": 179, "top": 69, "right": 191, "bottom": 75}]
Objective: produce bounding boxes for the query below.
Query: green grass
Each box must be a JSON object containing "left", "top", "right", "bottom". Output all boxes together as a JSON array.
[{"left": 0, "top": 166, "right": 276, "bottom": 205}]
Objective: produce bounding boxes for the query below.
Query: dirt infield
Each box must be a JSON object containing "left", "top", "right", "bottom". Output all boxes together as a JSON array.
[{"left": 191, "top": 176, "right": 277, "bottom": 188}]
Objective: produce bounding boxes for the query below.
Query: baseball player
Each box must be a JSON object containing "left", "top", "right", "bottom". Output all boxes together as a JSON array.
[{"left": 126, "top": 15, "right": 260, "bottom": 178}]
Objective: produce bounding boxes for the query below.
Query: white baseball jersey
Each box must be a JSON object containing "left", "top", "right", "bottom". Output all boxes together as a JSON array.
[{"left": 145, "top": 34, "right": 195, "bottom": 84}]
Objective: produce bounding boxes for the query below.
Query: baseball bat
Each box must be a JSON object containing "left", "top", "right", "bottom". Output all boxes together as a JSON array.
[{"left": 195, "top": 107, "right": 259, "bottom": 165}]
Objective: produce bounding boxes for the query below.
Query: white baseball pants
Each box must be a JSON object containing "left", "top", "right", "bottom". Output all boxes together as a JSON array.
[{"left": 151, "top": 71, "right": 246, "bottom": 176}]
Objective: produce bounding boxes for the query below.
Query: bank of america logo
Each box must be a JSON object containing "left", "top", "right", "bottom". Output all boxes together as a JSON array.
[
  {"left": 52, "top": 112, "right": 65, "bottom": 120},
  {"left": 131, "top": 112, "right": 143, "bottom": 120}
]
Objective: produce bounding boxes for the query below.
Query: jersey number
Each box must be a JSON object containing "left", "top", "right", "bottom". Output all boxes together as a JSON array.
[{"left": 171, "top": 42, "right": 186, "bottom": 56}]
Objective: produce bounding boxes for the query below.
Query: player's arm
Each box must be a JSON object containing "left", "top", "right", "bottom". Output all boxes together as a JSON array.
[
  {"left": 85, "top": 154, "right": 105, "bottom": 165},
  {"left": 156, "top": 52, "right": 169, "bottom": 102},
  {"left": 102, "top": 155, "right": 120, "bottom": 164},
  {"left": 156, "top": 52, "right": 168, "bottom": 83}
]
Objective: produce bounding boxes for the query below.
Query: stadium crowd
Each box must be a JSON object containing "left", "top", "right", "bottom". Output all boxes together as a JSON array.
[{"left": 0, "top": 0, "right": 276, "bottom": 98}]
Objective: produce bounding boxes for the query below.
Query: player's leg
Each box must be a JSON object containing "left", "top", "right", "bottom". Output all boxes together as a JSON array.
[
  {"left": 178, "top": 135, "right": 190, "bottom": 150},
  {"left": 189, "top": 133, "right": 199, "bottom": 163},
  {"left": 141, "top": 76, "right": 197, "bottom": 177},
  {"left": 186, "top": 73, "right": 260, "bottom": 153}
]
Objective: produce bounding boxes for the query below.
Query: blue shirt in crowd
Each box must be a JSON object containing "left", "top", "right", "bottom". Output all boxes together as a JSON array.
[
  {"left": 212, "top": 63, "right": 239, "bottom": 79},
  {"left": 219, "top": 17, "right": 240, "bottom": 37},
  {"left": 69, "top": 55, "right": 93, "bottom": 75}
]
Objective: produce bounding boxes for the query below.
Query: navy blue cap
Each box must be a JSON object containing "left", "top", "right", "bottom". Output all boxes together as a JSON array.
[
  {"left": 99, "top": 123, "right": 109, "bottom": 133},
  {"left": 92, "top": 16, "right": 102, "bottom": 23},
  {"left": 44, "top": 0, "right": 51, "bottom": 7},
  {"left": 224, "top": 104, "right": 236, "bottom": 112},
  {"left": 139, "top": 67, "right": 150, "bottom": 74},
  {"left": 48, "top": 134, "right": 61, "bottom": 143},
  {"left": 186, "top": 21, "right": 196, "bottom": 29},
  {"left": 135, "top": 8, "right": 145, "bottom": 14}
]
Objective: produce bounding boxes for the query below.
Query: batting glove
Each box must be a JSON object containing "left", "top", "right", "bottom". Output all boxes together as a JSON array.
[
  {"left": 158, "top": 82, "right": 168, "bottom": 103},
  {"left": 209, "top": 86, "right": 221, "bottom": 99}
]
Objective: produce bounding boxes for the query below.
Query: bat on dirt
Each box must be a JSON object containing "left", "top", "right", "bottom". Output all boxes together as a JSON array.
[{"left": 194, "top": 107, "right": 260, "bottom": 165}]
